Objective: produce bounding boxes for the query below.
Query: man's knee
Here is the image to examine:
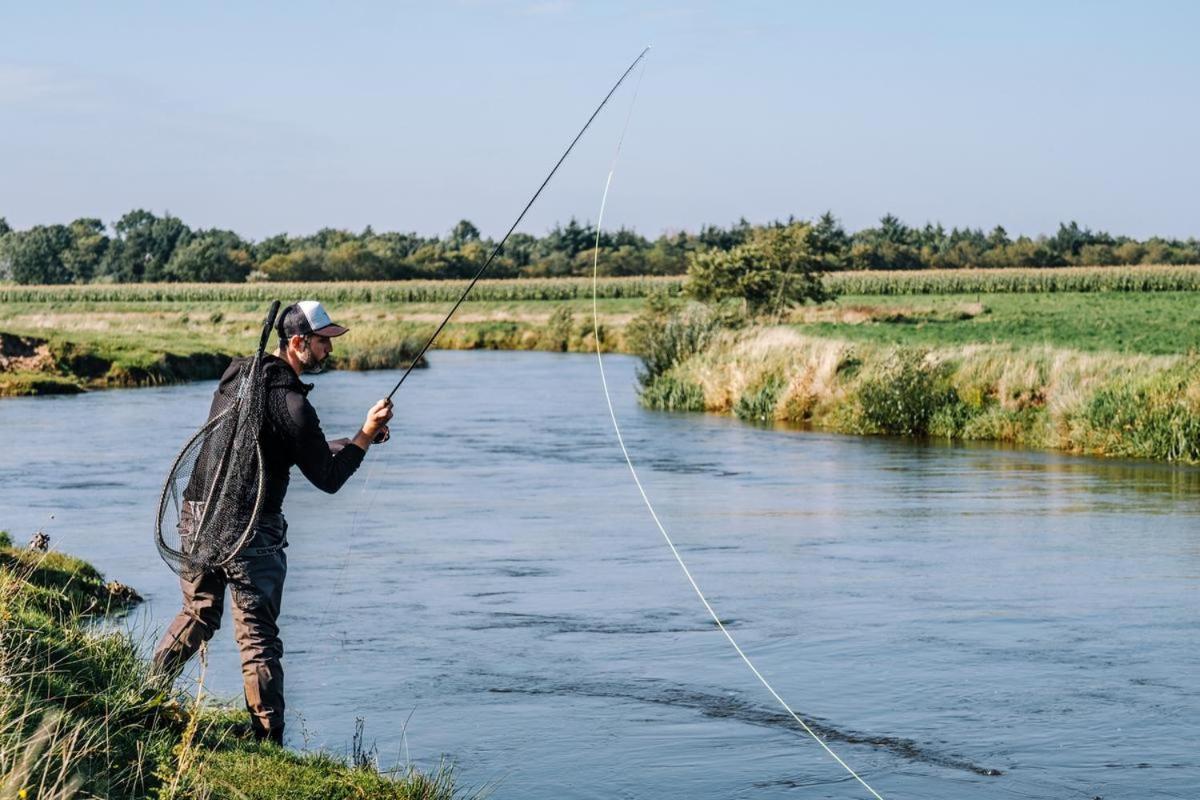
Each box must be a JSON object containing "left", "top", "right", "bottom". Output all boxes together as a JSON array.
[
  {"left": 151, "top": 600, "right": 224, "bottom": 678},
  {"left": 235, "top": 618, "right": 283, "bottom": 666}
]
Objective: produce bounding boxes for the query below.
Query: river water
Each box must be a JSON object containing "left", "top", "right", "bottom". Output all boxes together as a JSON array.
[{"left": 0, "top": 351, "right": 1196, "bottom": 799}]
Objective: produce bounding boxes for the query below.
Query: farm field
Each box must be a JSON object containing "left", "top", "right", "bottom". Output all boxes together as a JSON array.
[{"left": 791, "top": 291, "right": 1200, "bottom": 355}]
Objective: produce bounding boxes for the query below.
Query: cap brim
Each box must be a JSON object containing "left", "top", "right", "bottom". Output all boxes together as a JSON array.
[{"left": 313, "top": 324, "right": 349, "bottom": 337}]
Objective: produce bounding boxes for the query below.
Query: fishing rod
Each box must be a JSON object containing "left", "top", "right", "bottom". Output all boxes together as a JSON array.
[{"left": 381, "top": 45, "right": 651, "bottom": 404}]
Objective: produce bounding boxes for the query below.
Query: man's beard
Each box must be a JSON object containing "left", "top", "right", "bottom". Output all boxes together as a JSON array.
[{"left": 297, "top": 342, "right": 328, "bottom": 374}]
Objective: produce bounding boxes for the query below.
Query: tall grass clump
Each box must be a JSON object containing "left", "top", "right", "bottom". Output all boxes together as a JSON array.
[
  {"left": 336, "top": 335, "right": 428, "bottom": 371},
  {"left": 625, "top": 294, "right": 719, "bottom": 411},
  {"left": 733, "top": 375, "right": 785, "bottom": 423},
  {"left": 639, "top": 374, "right": 706, "bottom": 412},
  {"left": 1076, "top": 357, "right": 1200, "bottom": 461},
  {"left": 626, "top": 294, "right": 718, "bottom": 385}
]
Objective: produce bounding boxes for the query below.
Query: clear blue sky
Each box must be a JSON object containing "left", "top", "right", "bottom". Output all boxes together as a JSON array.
[{"left": 2, "top": 1, "right": 1197, "bottom": 241}]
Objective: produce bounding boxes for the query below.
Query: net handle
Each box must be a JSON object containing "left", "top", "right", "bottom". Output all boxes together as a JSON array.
[{"left": 258, "top": 300, "right": 281, "bottom": 356}]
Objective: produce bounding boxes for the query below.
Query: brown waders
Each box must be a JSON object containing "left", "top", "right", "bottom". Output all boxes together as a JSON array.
[{"left": 152, "top": 513, "right": 289, "bottom": 743}]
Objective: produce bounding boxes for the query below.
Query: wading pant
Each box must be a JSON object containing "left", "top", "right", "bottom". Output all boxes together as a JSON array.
[{"left": 152, "top": 513, "right": 288, "bottom": 743}]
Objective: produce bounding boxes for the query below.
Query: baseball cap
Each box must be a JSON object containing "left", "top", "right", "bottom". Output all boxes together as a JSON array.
[{"left": 277, "top": 300, "right": 350, "bottom": 339}]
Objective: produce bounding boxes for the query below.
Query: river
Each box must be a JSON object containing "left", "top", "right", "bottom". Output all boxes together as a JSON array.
[{"left": 0, "top": 351, "right": 1196, "bottom": 799}]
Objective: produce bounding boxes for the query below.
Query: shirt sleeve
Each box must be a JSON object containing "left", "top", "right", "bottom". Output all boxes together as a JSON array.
[{"left": 282, "top": 390, "right": 365, "bottom": 494}]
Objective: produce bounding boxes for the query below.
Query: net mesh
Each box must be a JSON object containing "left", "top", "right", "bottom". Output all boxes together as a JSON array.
[{"left": 155, "top": 303, "right": 277, "bottom": 576}]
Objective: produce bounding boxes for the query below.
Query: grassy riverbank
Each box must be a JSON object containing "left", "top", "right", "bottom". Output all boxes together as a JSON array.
[
  {"left": 0, "top": 278, "right": 669, "bottom": 395},
  {"left": 642, "top": 327, "right": 1200, "bottom": 463},
  {"left": 5, "top": 270, "right": 1200, "bottom": 463},
  {"left": 0, "top": 530, "right": 468, "bottom": 799}
]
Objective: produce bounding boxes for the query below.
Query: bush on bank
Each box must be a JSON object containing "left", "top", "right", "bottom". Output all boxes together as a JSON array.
[
  {"left": 637, "top": 325, "right": 1200, "bottom": 464},
  {"left": 0, "top": 531, "right": 468, "bottom": 799}
]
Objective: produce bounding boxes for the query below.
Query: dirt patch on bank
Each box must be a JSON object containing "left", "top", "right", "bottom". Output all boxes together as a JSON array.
[{"left": 0, "top": 332, "right": 56, "bottom": 373}]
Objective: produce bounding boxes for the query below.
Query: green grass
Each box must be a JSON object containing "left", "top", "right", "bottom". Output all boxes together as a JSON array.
[
  {"left": 0, "top": 532, "right": 472, "bottom": 799},
  {"left": 793, "top": 292, "right": 1200, "bottom": 355}
]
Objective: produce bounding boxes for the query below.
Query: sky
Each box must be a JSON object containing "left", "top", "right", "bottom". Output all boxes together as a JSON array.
[{"left": 1, "top": 1, "right": 1198, "bottom": 241}]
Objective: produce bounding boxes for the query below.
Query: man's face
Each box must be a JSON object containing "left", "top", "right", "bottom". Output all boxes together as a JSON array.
[{"left": 295, "top": 334, "right": 333, "bottom": 374}]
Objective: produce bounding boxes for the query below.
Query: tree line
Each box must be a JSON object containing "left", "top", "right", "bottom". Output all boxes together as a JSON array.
[{"left": 1, "top": 210, "right": 1198, "bottom": 285}]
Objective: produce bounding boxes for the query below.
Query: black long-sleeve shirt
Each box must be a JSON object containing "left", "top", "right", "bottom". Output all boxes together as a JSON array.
[{"left": 210, "top": 355, "right": 364, "bottom": 514}]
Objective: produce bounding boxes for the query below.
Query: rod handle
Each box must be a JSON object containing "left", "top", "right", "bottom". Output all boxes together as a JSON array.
[{"left": 258, "top": 300, "right": 282, "bottom": 355}]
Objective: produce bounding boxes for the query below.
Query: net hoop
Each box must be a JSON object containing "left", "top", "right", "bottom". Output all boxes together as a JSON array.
[{"left": 153, "top": 407, "right": 267, "bottom": 570}]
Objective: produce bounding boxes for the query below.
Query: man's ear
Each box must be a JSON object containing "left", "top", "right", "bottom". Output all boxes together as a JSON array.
[{"left": 288, "top": 334, "right": 307, "bottom": 352}]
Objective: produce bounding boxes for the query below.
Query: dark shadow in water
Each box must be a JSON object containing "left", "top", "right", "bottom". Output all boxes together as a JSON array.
[
  {"left": 487, "top": 676, "right": 1003, "bottom": 777},
  {"left": 455, "top": 610, "right": 737, "bottom": 636}
]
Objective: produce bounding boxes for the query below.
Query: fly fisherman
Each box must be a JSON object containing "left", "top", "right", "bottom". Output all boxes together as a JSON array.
[{"left": 151, "top": 300, "right": 393, "bottom": 744}]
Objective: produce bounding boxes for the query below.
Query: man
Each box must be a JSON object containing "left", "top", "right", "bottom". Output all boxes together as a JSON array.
[{"left": 152, "top": 300, "right": 393, "bottom": 744}]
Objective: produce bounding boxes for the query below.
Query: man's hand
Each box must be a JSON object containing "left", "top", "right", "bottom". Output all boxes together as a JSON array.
[
  {"left": 352, "top": 399, "right": 393, "bottom": 451},
  {"left": 362, "top": 399, "right": 394, "bottom": 438}
]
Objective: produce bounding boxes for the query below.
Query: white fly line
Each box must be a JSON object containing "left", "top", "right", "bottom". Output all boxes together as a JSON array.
[{"left": 589, "top": 55, "right": 887, "bottom": 800}]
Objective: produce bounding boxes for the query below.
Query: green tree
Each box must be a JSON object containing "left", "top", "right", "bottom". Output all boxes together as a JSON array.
[
  {"left": 0, "top": 218, "right": 13, "bottom": 280},
  {"left": 325, "top": 241, "right": 385, "bottom": 280},
  {"left": 811, "top": 211, "right": 850, "bottom": 270},
  {"left": 260, "top": 249, "right": 328, "bottom": 281},
  {"left": 105, "top": 210, "right": 192, "bottom": 282},
  {"left": 165, "top": 230, "right": 253, "bottom": 282},
  {"left": 62, "top": 218, "right": 109, "bottom": 282},
  {"left": 686, "top": 222, "right": 830, "bottom": 315},
  {"left": 987, "top": 225, "right": 1011, "bottom": 249},
  {"left": 448, "top": 219, "right": 481, "bottom": 248},
  {"left": 6, "top": 225, "right": 74, "bottom": 284},
  {"left": 254, "top": 233, "right": 293, "bottom": 263}
]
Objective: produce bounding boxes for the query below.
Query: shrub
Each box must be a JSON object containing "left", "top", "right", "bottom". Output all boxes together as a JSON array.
[
  {"left": 628, "top": 300, "right": 717, "bottom": 389},
  {"left": 539, "top": 306, "right": 574, "bottom": 351},
  {"left": 686, "top": 223, "right": 831, "bottom": 315},
  {"left": 856, "top": 349, "right": 958, "bottom": 435}
]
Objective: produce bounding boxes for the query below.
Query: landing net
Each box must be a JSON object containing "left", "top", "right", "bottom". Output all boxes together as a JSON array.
[{"left": 154, "top": 301, "right": 280, "bottom": 576}]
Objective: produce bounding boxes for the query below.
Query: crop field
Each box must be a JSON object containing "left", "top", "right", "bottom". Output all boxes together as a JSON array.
[
  {"left": 0, "top": 275, "right": 686, "bottom": 304},
  {"left": 824, "top": 264, "right": 1200, "bottom": 295}
]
